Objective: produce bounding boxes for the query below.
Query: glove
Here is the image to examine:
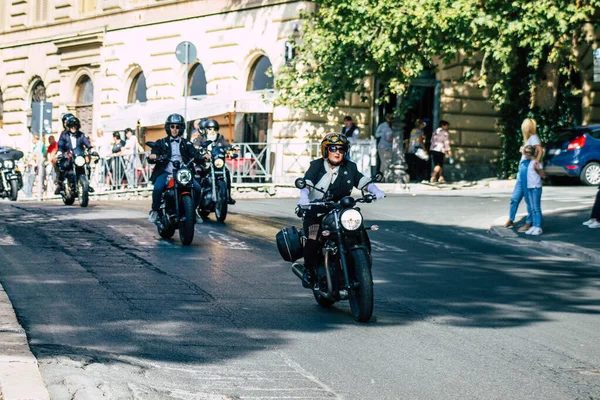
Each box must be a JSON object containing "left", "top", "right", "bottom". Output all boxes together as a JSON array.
[
  {"left": 368, "top": 183, "right": 385, "bottom": 200},
  {"left": 298, "top": 188, "right": 311, "bottom": 209}
]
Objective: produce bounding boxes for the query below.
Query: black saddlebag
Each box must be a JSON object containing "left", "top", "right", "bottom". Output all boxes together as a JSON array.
[{"left": 276, "top": 226, "right": 303, "bottom": 262}]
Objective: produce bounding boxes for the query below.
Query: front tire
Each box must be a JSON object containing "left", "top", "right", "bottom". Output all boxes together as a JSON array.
[
  {"left": 78, "top": 175, "right": 89, "bottom": 207},
  {"left": 179, "top": 195, "right": 195, "bottom": 245},
  {"left": 347, "top": 248, "right": 374, "bottom": 323},
  {"left": 9, "top": 180, "right": 18, "bottom": 201},
  {"left": 62, "top": 182, "right": 75, "bottom": 206},
  {"left": 580, "top": 162, "right": 600, "bottom": 186},
  {"left": 215, "top": 180, "right": 228, "bottom": 222}
]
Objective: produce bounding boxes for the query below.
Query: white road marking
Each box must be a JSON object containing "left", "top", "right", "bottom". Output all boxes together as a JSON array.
[
  {"left": 201, "top": 229, "right": 252, "bottom": 250},
  {"left": 370, "top": 240, "right": 406, "bottom": 252},
  {"left": 0, "top": 226, "right": 16, "bottom": 245}
]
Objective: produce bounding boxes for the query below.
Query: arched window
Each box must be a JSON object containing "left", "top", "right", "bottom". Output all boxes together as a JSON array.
[
  {"left": 31, "top": 80, "right": 47, "bottom": 104},
  {"left": 128, "top": 71, "right": 147, "bottom": 103},
  {"left": 188, "top": 63, "right": 207, "bottom": 96},
  {"left": 248, "top": 56, "right": 273, "bottom": 91},
  {"left": 77, "top": 76, "right": 94, "bottom": 105}
]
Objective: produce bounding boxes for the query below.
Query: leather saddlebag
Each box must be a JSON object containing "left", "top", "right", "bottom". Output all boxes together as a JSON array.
[{"left": 276, "top": 226, "right": 303, "bottom": 262}]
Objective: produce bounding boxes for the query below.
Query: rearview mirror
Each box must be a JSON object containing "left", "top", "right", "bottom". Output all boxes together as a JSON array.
[
  {"left": 373, "top": 172, "right": 384, "bottom": 183},
  {"left": 295, "top": 178, "right": 306, "bottom": 189}
]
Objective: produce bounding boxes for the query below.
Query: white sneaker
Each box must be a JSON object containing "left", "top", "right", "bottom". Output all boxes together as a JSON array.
[
  {"left": 530, "top": 227, "right": 543, "bottom": 236},
  {"left": 525, "top": 227, "right": 536, "bottom": 235},
  {"left": 148, "top": 210, "right": 158, "bottom": 223},
  {"left": 583, "top": 219, "right": 595, "bottom": 226},
  {"left": 589, "top": 221, "right": 600, "bottom": 229}
]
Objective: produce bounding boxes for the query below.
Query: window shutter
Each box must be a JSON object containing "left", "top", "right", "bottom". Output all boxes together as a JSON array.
[{"left": 35, "top": 0, "right": 48, "bottom": 22}]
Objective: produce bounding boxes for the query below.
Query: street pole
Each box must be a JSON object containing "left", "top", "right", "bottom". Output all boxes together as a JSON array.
[
  {"left": 184, "top": 42, "right": 189, "bottom": 140},
  {"left": 37, "top": 101, "right": 44, "bottom": 201}
]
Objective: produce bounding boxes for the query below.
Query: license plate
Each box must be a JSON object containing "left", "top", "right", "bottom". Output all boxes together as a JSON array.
[{"left": 548, "top": 149, "right": 561, "bottom": 155}]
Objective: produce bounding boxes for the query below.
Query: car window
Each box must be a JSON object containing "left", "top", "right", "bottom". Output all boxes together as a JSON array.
[{"left": 589, "top": 129, "right": 600, "bottom": 139}]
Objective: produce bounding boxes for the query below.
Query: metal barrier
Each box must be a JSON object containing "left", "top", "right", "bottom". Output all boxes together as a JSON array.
[{"left": 28, "top": 139, "right": 380, "bottom": 198}]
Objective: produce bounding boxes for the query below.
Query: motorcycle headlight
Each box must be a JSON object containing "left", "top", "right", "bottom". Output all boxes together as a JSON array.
[
  {"left": 214, "top": 158, "right": 225, "bottom": 169},
  {"left": 340, "top": 209, "right": 363, "bottom": 231},
  {"left": 74, "top": 156, "right": 86, "bottom": 167},
  {"left": 176, "top": 168, "right": 192, "bottom": 185},
  {"left": 4, "top": 160, "right": 13, "bottom": 169}
]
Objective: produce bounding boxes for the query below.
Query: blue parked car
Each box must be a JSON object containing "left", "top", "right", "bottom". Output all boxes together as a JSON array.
[{"left": 544, "top": 125, "right": 600, "bottom": 186}]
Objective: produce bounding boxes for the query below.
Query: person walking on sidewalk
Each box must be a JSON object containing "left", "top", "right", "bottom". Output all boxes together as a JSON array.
[
  {"left": 582, "top": 184, "right": 600, "bottom": 229},
  {"left": 503, "top": 118, "right": 543, "bottom": 232},
  {"left": 429, "top": 120, "right": 453, "bottom": 183},
  {"left": 523, "top": 145, "right": 545, "bottom": 235}
]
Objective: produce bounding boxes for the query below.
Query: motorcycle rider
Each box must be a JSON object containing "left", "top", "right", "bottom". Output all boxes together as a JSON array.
[
  {"left": 148, "top": 113, "right": 203, "bottom": 223},
  {"left": 55, "top": 116, "right": 93, "bottom": 195},
  {"left": 194, "top": 119, "right": 236, "bottom": 205},
  {"left": 297, "top": 133, "right": 385, "bottom": 287}
]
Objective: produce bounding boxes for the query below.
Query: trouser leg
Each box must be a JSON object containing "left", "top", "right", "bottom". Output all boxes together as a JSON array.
[
  {"left": 151, "top": 172, "right": 169, "bottom": 212},
  {"left": 591, "top": 189, "right": 600, "bottom": 219}
]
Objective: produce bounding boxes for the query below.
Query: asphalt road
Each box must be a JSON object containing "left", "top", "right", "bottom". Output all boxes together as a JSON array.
[{"left": 0, "top": 189, "right": 598, "bottom": 399}]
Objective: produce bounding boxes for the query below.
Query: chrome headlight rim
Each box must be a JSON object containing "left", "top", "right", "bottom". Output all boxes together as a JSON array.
[
  {"left": 340, "top": 209, "right": 363, "bottom": 231},
  {"left": 74, "top": 156, "right": 86, "bottom": 167},
  {"left": 214, "top": 158, "right": 225, "bottom": 169},
  {"left": 175, "top": 168, "right": 193, "bottom": 185}
]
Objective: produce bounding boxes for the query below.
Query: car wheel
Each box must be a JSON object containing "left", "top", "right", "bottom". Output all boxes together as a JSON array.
[{"left": 580, "top": 162, "right": 600, "bottom": 186}]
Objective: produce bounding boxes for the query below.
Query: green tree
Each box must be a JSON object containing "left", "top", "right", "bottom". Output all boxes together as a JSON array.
[{"left": 276, "top": 0, "right": 600, "bottom": 177}]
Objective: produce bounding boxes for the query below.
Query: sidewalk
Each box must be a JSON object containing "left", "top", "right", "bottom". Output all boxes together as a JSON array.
[
  {"left": 491, "top": 208, "right": 600, "bottom": 264},
  {"left": 0, "top": 284, "right": 49, "bottom": 400}
]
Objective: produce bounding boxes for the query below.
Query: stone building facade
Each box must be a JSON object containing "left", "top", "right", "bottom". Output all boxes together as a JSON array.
[{"left": 1, "top": 1, "right": 599, "bottom": 180}]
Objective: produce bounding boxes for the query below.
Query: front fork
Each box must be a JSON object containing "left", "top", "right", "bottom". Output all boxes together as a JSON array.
[{"left": 0, "top": 170, "right": 8, "bottom": 192}]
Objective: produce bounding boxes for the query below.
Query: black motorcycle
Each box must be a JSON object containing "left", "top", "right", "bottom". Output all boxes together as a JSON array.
[
  {"left": 196, "top": 142, "right": 236, "bottom": 222},
  {"left": 57, "top": 149, "right": 95, "bottom": 207},
  {"left": 276, "top": 175, "right": 382, "bottom": 323},
  {"left": 147, "top": 142, "right": 196, "bottom": 245},
  {"left": 0, "top": 148, "right": 24, "bottom": 201}
]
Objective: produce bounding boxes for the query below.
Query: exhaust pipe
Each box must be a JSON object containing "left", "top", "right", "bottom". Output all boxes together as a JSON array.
[{"left": 292, "top": 262, "right": 305, "bottom": 281}]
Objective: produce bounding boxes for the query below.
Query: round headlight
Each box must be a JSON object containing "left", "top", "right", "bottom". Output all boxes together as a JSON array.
[
  {"left": 176, "top": 169, "right": 192, "bottom": 185},
  {"left": 340, "top": 209, "right": 363, "bottom": 231},
  {"left": 214, "top": 158, "right": 225, "bottom": 169},
  {"left": 4, "top": 160, "right": 14, "bottom": 169},
  {"left": 74, "top": 156, "right": 86, "bottom": 167}
]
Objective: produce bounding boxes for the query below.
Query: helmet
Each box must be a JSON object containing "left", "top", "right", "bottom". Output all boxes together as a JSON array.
[
  {"left": 65, "top": 116, "right": 81, "bottom": 131},
  {"left": 205, "top": 119, "right": 220, "bottom": 141},
  {"left": 61, "top": 113, "right": 75, "bottom": 128},
  {"left": 198, "top": 118, "right": 209, "bottom": 134},
  {"left": 165, "top": 113, "right": 185, "bottom": 136},
  {"left": 320, "top": 133, "right": 349, "bottom": 158}
]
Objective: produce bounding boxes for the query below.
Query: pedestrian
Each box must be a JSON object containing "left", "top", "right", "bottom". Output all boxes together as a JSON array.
[
  {"left": 122, "top": 128, "right": 138, "bottom": 188},
  {"left": 405, "top": 119, "right": 428, "bottom": 182},
  {"left": 377, "top": 114, "right": 394, "bottom": 181},
  {"left": 429, "top": 120, "right": 453, "bottom": 183},
  {"left": 46, "top": 135, "right": 58, "bottom": 191},
  {"left": 341, "top": 116, "right": 360, "bottom": 143},
  {"left": 523, "top": 145, "right": 545, "bottom": 235},
  {"left": 108, "top": 131, "right": 125, "bottom": 189},
  {"left": 503, "top": 118, "right": 543, "bottom": 232},
  {"left": 582, "top": 184, "right": 600, "bottom": 229},
  {"left": 95, "top": 128, "right": 112, "bottom": 189}
]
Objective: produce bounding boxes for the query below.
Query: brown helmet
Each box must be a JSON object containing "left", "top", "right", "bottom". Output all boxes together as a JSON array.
[{"left": 320, "top": 133, "right": 349, "bottom": 158}]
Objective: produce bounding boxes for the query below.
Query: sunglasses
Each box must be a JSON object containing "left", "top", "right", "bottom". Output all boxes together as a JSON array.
[
  {"left": 169, "top": 124, "right": 182, "bottom": 130},
  {"left": 206, "top": 127, "right": 216, "bottom": 131},
  {"left": 328, "top": 145, "right": 346, "bottom": 154}
]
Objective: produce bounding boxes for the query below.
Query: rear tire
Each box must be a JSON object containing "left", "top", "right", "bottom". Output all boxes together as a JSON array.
[
  {"left": 580, "top": 162, "right": 600, "bottom": 186},
  {"left": 347, "top": 249, "right": 374, "bottom": 323},
  {"left": 215, "top": 180, "right": 228, "bottom": 222},
  {"left": 9, "top": 180, "right": 18, "bottom": 201},
  {"left": 78, "top": 175, "right": 89, "bottom": 207},
  {"left": 179, "top": 195, "right": 195, "bottom": 245}
]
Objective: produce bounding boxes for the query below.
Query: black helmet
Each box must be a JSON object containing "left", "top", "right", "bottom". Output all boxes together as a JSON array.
[
  {"left": 205, "top": 119, "right": 220, "bottom": 131},
  {"left": 165, "top": 113, "right": 185, "bottom": 136},
  {"left": 61, "top": 113, "right": 75, "bottom": 128},
  {"left": 199, "top": 118, "right": 209, "bottom": 132},
  {"left": 65, "top": 116, "right": 81, "bottom": 131}
]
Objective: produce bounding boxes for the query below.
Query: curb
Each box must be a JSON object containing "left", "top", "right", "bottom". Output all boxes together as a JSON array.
[
  {"left": 489, "top": 225, "right": 600, "bottom": 265},
  {"left": 0, "top": 284, "right": 49, "bottom": 400}
]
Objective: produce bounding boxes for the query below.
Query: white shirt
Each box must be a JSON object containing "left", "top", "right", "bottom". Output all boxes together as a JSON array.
[
  {"left": 521, "top": 135, "right": 541, "bottom": 161},
  {"left": 166, "top": 138, "right": 182, "bottom": 174},
  {"left": 527, "top": 160, "right": 543, "bottom": 188},
  {"left": 70, "top": 135, "right": 77, "bottom": 151}
]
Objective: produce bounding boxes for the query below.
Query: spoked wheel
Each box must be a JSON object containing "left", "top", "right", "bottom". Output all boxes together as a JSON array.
[
  {"left": 347, "top": 248, "right": 374, "bottom": 323},
  {"left": 62, "top": 181, "right": 75, "bottom": 205},
  {"left": 9, "top": 180, "right": 18, "bottom": 201},
  {"left": 157, "top": 214, "right": 175, "bottom": 239},
  {"left": 215, "top": 180, "right": 228, "bottom": 223},
  {"left": 179, "top": 195, "right": 195, "bottom": 245},
  {"left": 78, "top": 175, "right": 89, "bottom": 207}
]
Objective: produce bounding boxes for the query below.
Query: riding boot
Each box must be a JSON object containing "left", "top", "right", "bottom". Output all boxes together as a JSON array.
[{"left": 302, "top": 239, "right": 319, "bottom": 288}]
